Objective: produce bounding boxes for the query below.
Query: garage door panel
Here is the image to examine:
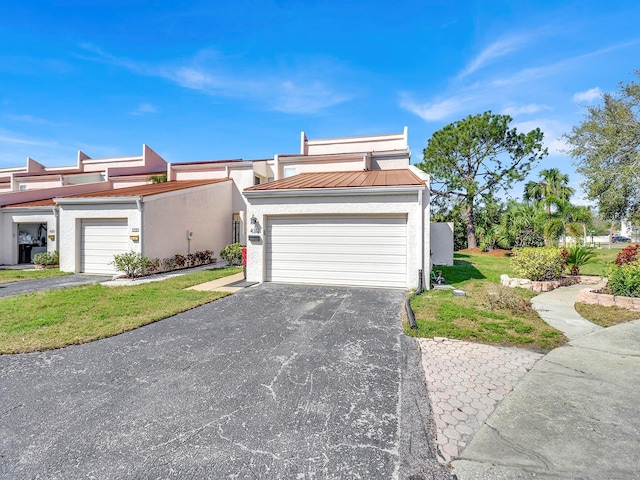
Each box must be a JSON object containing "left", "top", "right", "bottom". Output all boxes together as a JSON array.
[
  {"left": 81, "top": 219, "right": 129, "bottom": 275},
  {"left": 266, "top": 215, "right": 407, "bottom": 288},
  {"left": 269, "top": 253, "right": 407, "bottom": 264},
  {"left": 268, "top": 244, "right": 406, "bottom": 256}
]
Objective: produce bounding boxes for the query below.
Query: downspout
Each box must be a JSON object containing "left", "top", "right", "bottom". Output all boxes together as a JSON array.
[
  {"left": 136, "top": 198, "right": 144, "bottom": 257},
  {"left": 51, "top": 206, "right": 59, "bottom": 253}
]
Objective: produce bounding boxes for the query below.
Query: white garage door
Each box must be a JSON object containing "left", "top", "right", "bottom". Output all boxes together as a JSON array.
[
  {"left": 81, "top": 219, "right": 129, "bottom": 274},
  {"left": 266, "top": 215, "right": 407, "bottom": 288}
]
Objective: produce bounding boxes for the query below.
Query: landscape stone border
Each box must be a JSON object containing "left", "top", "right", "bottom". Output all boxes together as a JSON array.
[
  {"left": 500, "top": 274, "right": 600, "bottom": 293},
  {"left": 577, "top": 288, "right": 640, "bottom": 312}
]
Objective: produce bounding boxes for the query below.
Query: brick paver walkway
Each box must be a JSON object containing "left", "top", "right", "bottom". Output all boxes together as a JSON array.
[{"left": 417, "top": 338, "right": 542, "bottom": 463}]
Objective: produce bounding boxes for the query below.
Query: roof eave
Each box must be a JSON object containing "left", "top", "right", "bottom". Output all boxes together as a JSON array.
[
  {"left": 243, "top": 185, "right": 425, "bottom": 198},
  {"left": 54, "top": 196, "right": 141, "bottom": 205}
]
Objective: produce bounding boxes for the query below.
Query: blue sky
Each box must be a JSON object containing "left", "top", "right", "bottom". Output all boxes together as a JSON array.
[{"left": 1, "top": 1, "right": 638, "bottom": 203}]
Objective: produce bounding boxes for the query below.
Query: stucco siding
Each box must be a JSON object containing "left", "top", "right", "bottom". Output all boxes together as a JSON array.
[
  {"left": 58, "top": 204, "right": 141, "bottom": 273},
  {"left": 245, "top": 190, "right": 429, "bottom": 289},
  {"left": 142, "top": 181, "right": 232, "bottom": 261}
]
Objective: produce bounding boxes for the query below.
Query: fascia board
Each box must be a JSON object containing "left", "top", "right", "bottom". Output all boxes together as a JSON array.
[
  {"left": 54, "top": 197, "right": 140, "bottom": 205},
  {"left": 2, "top": 207, "right": 57, "bottom": 213},
  {"left": 243, "top": 185, "right": 425, "bottom": 199}
]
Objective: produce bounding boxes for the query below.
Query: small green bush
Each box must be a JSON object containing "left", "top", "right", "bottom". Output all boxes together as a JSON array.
[
  {"left": 607, "top": 261, "right": 640, "bottom": 298},
  {"left": 511, "top": 247, "right": 566, "bottom": 281},
  {"left": 220, "top": 243, "right": 244, "bottom": 266},
  {"left": 33, "top": 250, "right": 59, "bottom": 266},
  {"left": 112, "top": 251, "right": 150, "bottom": 278},
  {"left": 565, "top": 245, "right": 596, "bottom": 276}
]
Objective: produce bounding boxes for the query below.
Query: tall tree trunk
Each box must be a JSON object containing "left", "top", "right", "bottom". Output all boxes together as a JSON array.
[{"left": 465, "top": 203, "right": 477, "bottom": 249}]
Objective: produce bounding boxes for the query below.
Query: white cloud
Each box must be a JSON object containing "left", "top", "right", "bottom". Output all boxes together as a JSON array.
[
  {"left": 3, "top": 114, "right": 54, "bottom": 125},
  {"left": 512, "top": 119, "right": 570, "bottom": 156},
  {"left": 458, "top": 34, "right": 533, "bottom": 79},
  {"left": 501, "top": 103, "right": 552, "bottom": 116},
  {"left": 0, "top": 131, "right": 57, "bottom": 148},
  {"left": 572, "top": 87, "right": 602, "bottom": 103},
  {"left": 399, "top": 93, "right": 474, "bottom": 122},
  {"left": 78, "top": 45, "right": 351, "bottom": 115},
  {"left": 130, "top": 103, "right": 158, "bottom": 116},
  {"left": 272, "top": 80, "right": 350, "bottom": 114}
]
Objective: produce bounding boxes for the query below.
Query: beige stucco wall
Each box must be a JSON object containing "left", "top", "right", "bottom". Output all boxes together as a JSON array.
[
  {"left": 244, "top": 188, "right": 429, "bottom": 289},
  {"left": 142, "top": 181, "right": 232, "bottom": 261},
  {"left": 0, "top": 209, "right": 57, "bottom": 265}
]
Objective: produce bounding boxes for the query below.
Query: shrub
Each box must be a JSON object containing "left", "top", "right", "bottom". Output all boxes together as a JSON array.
[
  {"left": 511, "top": 247, "right": 566, "bottom": 281},
  {"left": 220, "top": 243, "right": 244, "bottom": 265},
  {"left": 615, "top": 244, "right": 639, "bottom": 266},
  {"left": 33, "top": 250, "right": 59, "bottom": 266},
  {"left": 174, "top": 254, "right": 186, "bottom": 268},
  {"left": 607, "top": 261, "right": 640, "bottom": 298},
  {"left": 112, "top": 251, "right": 150, "bottom": 278},
  {"left": 481, "top": 285, "right": 532, "bottom": 313},
  {"left": 565, "top": 245, "right": 596, "bottom": 276}
]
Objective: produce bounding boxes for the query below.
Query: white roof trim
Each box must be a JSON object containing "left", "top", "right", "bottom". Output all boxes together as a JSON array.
[{"left": 244, "top": 185, "right": 425, "bottom": 199}]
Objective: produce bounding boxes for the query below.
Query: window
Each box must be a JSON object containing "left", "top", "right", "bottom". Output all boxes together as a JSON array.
[
  {"left": 19, "top": 184, "right": 27, "bottom": 191},
  {"left": 283, "top": 166, "right": 296, "bottom": 178},
  {"left": 254, "top": 176, "right": 261, "bottom": 185}
]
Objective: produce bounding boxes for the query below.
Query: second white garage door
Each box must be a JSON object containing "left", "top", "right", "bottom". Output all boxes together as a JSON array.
[
  {"left": 81, "top": 219, "right": 129, "bottom": 274},
  {"left": 266, "top": 215, "right": 407, "bottom": 288}
]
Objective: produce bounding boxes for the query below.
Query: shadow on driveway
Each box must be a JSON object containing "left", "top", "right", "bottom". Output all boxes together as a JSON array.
[{"left": 0, "top": 284, "right": 448, "bottom": 479}]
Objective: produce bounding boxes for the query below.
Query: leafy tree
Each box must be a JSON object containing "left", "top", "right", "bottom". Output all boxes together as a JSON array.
[
  {"left": 523, "top": 168, "right": 575, "bottom": 213},
  {"left": 419, "top": 111, "right": 547, "bottom": 248},
  {"left": 565, "top": 71, "right": 640, "bottom": 232}
]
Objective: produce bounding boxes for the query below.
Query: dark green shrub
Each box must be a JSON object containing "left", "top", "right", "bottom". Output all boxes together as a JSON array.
[
  {"left": 112, "top": 251, "right": 150, "bottom": 278},
  {"left": 511, "top": 247, "right": 566, "bottom": 281},
  {"left": 607, "top": 261, "right": 640, "bottom": 298}
]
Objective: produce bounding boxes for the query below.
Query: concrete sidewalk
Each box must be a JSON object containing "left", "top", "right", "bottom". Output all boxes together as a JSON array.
[{"left": 451, "top": 285, "right": 640, "bottom": 479}]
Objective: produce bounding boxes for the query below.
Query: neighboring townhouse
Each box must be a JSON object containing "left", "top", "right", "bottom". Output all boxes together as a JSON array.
[
  {"left": 0, "top": 129, "right": 452, "bottom": 288},
  {"left": 55, "top": 180, "right": 232, "bottom": 274},
  {"left": 0, "top": 145, "right": 166, "bottom": 265}
]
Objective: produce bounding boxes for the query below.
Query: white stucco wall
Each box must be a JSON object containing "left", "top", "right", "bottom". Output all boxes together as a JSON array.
[
  {"left": 430, "top": 222, "right": 454, "bottom": 266},
  {"left": 0, "top": 209, "right": 57, "bottom": 265},
  {"left": 142, "top": 181, "right": 232, "bottom": 261},
  {"left": 57, "top": 203, "right": 141, "bottom": 273},
  {"left": 244, "top": 189, "right": 429, "bottom": 289}
]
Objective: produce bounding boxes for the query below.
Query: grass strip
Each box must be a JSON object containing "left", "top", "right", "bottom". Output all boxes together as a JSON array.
[
  {"left": 0, "top": 268, "right": 71, "bottom": 285},
  {"left": 574, "top": 302, "right": 640, "bottom": 327},
  {"left": 0, "top": 266, "right": 242, "bottom": 354}
]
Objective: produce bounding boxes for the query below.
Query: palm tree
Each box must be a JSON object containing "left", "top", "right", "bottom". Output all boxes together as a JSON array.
[
  {"left": 543, "top": 199, "right": 592, "bottom": 246},
  {"left": 523, "top": 168, "right": 575, "bottom": 213}
]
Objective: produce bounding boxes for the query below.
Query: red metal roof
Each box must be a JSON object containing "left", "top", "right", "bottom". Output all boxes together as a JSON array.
[
  {"left": 245, "top": 169, "right": 424, "bottom": 191},
  {"left": 61, "top": 179, "right": 230, "bottom": 199},
  {"left": 3, "top": 199, "right": 57, "bottom": 208}
]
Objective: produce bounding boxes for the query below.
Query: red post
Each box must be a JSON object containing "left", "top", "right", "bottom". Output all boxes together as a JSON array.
[{"left": 241, "top": 246, "right": 247, "bottom": 266}]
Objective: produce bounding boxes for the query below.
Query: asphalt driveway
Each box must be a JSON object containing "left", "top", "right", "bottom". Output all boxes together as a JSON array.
[
  {"left": 0, "top": 274, "right": 111, "bottom": 298},
  {"left": 0, "top": 284, "right": 447, "bottom": 479}
]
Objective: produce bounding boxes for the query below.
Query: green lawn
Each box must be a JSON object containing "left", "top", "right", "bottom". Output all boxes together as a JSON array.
[
  {"left": 408, "top": 247, "right": 640, "bottom": 351},
  {"left": 0, "top": 266, "right": 242, "bottom": 354},
  {"left": 408, "top": 251, "right": 566, "bottom": 352},
  {"left": 0, "top": 268, "right": 70, "bottom": 284}
]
